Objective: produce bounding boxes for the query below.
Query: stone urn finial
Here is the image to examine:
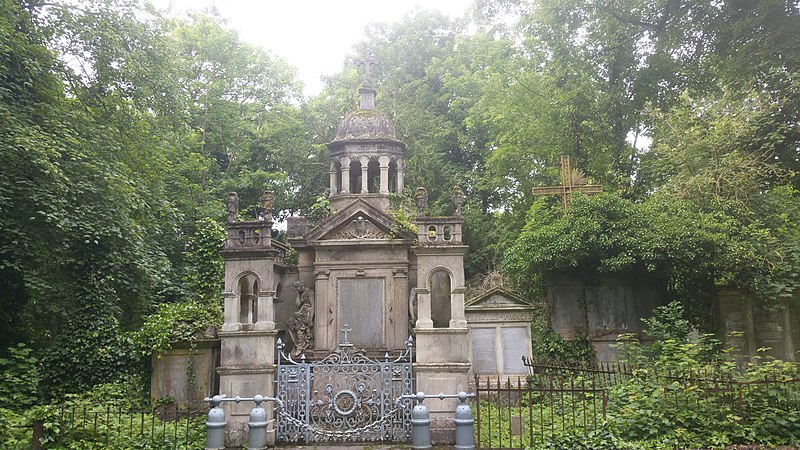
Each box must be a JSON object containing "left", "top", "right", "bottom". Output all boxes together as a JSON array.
[
  {"left": 451, "top": 186, "right": 464, "bottom": 218},
  {"left": 226, "top": 192, "right": 239, "bottom": 223},
  {"left": 414, "top": 187, "right": 428, "bottom": 216},
  {"left": 260, "top": 190, "right": 275, "bottom": 220}
]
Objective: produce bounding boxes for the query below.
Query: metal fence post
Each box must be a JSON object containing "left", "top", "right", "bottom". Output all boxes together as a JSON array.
[
  {"left": 454, "top": 391, "right": 475, "bottom": 450},
  {"left": 411, "top": 392, "right": 432, "bottom": 450},
  {"left": 205, "top": 395, "right": 226, "bottom": 450},
  {"left": 247, "top": 395, "right": 268, "bottom": 450}
]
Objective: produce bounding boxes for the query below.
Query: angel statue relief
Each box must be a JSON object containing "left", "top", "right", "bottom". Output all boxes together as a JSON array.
[{"left": 287, "top": 280, "right": 314, "bottom": 357}]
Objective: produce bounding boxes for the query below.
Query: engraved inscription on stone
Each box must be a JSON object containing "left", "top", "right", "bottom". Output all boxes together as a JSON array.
[
  {"left": 502, "top": 327, "right": 528, "bottom": 374},
  {"left": 338, "top": 278, "right": 384, "bottom": 347},
  {"left": 471, "top": 328, "right": 497, "bottom": 375}
]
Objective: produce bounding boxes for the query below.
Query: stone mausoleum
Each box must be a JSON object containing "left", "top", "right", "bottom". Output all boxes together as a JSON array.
[{"left": 204, "top": 76, "right": 534, "bottom": 445}]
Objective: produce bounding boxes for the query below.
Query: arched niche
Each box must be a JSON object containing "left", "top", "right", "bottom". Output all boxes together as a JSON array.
[
  {"left": 429, "top": 269, "right": 452, "bottom": 328},
  {"left": 349, "top": 160, "right": 362, "bottom": 194},
  {"left": 332, "top": 160, "right": 342, "bottom": 193},
  {"left": 367, "top": 159, "right": 380, "bottom": 193},
  {"left": 239, "top": 274, "right": 259, "bottom": 325},
  {"left": 388, "top": 160, "right": 398, "bottom": 193}
]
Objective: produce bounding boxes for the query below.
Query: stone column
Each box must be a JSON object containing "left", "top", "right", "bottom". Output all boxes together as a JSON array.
[
  {"left": 221, "top": 291, "right": 240, "bottom": 331},
  {"left": 315, "top": 269, "right": 332, "bottom": 350},
  {"left": 329, "top": 161, "right": 338, "bottom": 195},
  {"left": 254, "top": 291, "right": 275, "bottom": 331},
  {"left": 397, "top": 159, "right": 405, "bottom": 193},
  {"left": 340, "top": 157, "right": 351, "bottom": 194},
  {"left": 415, "top": 288, "right": 433, "bottom": 328},
  {"left": 449, "top": 287, "right": 468, "bottom": 328},
  {"left": 360, "top": 157, "right": 369, "bottom": 194},
  {"left": 379, "top": 155, "right": 390, "bottom": 194},
  {"left": 393, "top": 268, "right": 409, "bottom": 349}
]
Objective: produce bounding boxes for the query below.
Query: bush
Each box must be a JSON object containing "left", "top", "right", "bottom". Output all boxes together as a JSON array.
[{"left": 133, "top": 300, "right": 222, "bottom": 356}]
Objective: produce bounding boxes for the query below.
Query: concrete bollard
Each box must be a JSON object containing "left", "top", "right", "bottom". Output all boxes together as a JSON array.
[
  {"left": 454, "top": 391, "right": 475, "bottom": 450},
  {"left": 247, "top": 395, "right": 268, "bottom": 450},
  {"left": 410, "top": 392, "right": 432, "bottom": 450},
  {"left": 205, "top": 395, "right": 226, "bottom": 450}
]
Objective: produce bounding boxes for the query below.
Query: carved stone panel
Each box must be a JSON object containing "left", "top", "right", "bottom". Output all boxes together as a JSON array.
[
  {"left": 471, "top": 328, "right": 497, "bottom": 375},
  {"left": 338, "top": 278, "right": 384, "bottom": 347}
]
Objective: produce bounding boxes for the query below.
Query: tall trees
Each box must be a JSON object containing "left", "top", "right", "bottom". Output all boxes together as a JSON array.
[{"left": 0, "top": 0, "right": 311, "bottom": 395}]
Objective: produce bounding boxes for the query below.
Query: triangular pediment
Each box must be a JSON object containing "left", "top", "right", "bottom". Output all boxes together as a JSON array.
[
  {"left": 466, "top": 287, "right": 534, "bottom": 309},
  {"left": 306, "top": 199, "right": 415, "bottom": 242}
]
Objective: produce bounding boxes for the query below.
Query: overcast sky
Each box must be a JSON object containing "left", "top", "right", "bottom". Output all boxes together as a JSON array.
[{"left": 152, "top": 0, "right": 474, "bottom": 96}]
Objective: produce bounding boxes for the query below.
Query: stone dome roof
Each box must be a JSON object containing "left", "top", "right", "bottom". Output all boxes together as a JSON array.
[{"left": 331, "top": 108, "right": 398, "bottom": 142}]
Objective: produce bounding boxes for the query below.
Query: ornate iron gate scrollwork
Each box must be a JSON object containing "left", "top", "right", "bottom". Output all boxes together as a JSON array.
[{"left": 275, "top": 326, "right": 414, "bottom": 443}]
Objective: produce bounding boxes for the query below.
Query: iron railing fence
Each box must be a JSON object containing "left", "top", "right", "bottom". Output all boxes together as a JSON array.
[
  {"left": 474, "top": 375, "right": 607, "bottom": 449},
  {"left": 25, "top": 404, "right": 206, "bottom": 449},
  {"left": 475, "top": 363, "right": 800, "bottom": 449}
]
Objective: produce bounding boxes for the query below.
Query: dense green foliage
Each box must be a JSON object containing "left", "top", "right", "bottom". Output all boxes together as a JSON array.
[
  {"left": 0, "top": 1, "right": 798, "bottom": 444},
  {"left": 133, "top": 300, "right": 222, "bottom": 357}
]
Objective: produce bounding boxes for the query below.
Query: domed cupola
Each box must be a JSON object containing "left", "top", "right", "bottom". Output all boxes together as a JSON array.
[
  {"left": 326, "top": 52, "right": 406, "bottom": 211},
  {"left": 330, "top": 106, "right": 400, "bottom": 143}
]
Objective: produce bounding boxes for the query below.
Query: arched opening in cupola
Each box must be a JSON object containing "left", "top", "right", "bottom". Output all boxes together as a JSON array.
[
  {"left": 349, "top": 160, "right": 362, "bottom": 194},
  {"left": 367, "top": 159, "right": 380, "bottom": 193}
]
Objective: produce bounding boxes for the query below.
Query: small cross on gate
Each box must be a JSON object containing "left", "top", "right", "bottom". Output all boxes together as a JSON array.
[
  {"left": 356, "top": 48, "right": 379, "bottom": 87},
  {"left": 532, "top": 156, "right": 602, "bottom": 211},
  {"left": 340, "top": 324, "right": 353, "bottom": 344}
]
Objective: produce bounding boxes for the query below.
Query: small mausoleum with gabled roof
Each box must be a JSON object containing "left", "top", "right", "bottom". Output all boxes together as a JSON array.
[{"left": 466, "top": 285, "right": 536, "bottom": 379}]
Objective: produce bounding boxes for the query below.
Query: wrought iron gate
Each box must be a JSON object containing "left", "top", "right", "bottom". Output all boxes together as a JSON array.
[{"left": 275, "top": 326, "right": 414, "bottom": 443}]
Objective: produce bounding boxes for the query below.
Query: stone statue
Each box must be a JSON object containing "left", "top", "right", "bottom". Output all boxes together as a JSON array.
[
  {"left": 260, "top": 190, "right": 275, "bottom": 220},
  {"left": 451, "top": 186, "right": 464, "bottom": 218},
  {"left": 226, "top": 192, "right": 239, "bottom": 223},
  {"left": 414, "top": 187, "right": 428, "bottom": 216},
  {"left": 408, "top": 290, "right": 417, "bottom": 335},
  {"left": 287, "top": 280, "right": 314, "bottom": 357}
]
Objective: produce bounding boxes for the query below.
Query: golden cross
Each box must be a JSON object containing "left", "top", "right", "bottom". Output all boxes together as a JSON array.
[{"left": 532, "top": 156, "right": 602, "bottom": 211}]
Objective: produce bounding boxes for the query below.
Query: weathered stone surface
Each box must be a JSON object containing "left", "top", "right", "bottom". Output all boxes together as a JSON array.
[
  {"left": 338, "top": 278, "right": 384, "bottom": 347},
  {"left": 150, "top": 340, "right": 219, "bottom": 407},
  {"left": 470, "top": 328, "right": 497, "bottom": 375},
  {"left": 547, "top": 271, "right": 663, "bottom": 362}
]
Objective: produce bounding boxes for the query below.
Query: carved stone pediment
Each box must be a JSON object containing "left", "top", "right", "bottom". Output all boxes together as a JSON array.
[
  {"left": 465, "top": 287, "right": 534, "bottom": 310},
  {"left": 329, "top": 215, "right": 390, "bottom": 240},
  {"left": 305, "top": 198, "right": 415, "bottom": 242}
]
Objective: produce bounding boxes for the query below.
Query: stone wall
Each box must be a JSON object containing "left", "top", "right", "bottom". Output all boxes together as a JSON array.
[
  {"left": 150, "top": 339, "right": 220, "bottom": 407},
  {"left": 715, "top": 289, "right": 796, "bottom": 362},
  {"left": 547, "top": 272, "right": 799, "bottom": 362},
  {"left": 547, "top": 272, "right": 664, "bottom": 361}
]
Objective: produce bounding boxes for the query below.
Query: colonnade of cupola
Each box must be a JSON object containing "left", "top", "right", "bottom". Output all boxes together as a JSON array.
[{"left": 328, "top": 154, "right": 404, "bottom": 196}]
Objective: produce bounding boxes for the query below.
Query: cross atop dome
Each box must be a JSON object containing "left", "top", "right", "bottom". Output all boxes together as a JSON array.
[
  {"left": 355, "top": 48, "right": 379, "bottom": 110},
  {"left": 356, "top": 47, "right": 379, "bottom": 88}
]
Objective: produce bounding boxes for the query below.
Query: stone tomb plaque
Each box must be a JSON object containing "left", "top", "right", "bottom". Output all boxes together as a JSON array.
[
  {"left": 338, "top": 278, "right": 384, "bottom": 347},
  {"left": 501, "top": 327, "right": 529, "bottom": 374},
  {"left": 471, "top": 328, "right": 497, "bottom": 375}
]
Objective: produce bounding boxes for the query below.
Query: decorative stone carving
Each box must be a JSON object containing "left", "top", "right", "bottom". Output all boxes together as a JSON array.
[
  {"left": 333, "top": 216, "right": 388, "bottom": 239},
  {"left": 226, "top": 192, "right": 239, "bottom": 223},
  {"left": 408, "top": 290, "right": 417, "bottom": 335},
  {"left": 260, "top": 190, "right": 275, "bottom": 220},
  {"left": 451, "top": 186, "right": 464, "bottom": 218},
  {"left": 287, "top": 281, "right": 315, "bottom": 357},
  {"left": 414, "top": 187, "right": 428, "bottom": 216}
]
